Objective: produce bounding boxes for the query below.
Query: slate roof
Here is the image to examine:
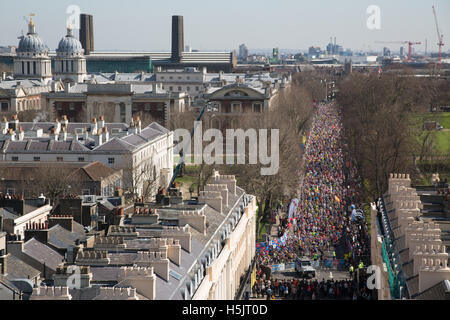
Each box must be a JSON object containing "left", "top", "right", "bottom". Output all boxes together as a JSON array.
[
  {"left": 5, "top": 254, "right": 41, "bottom": 281},
  {"left": 23, "top": 238, "right": 64, "bottom": 271},
  {"left": 407, "top": 275, "right": 420, "bottom": 297},
  {"left": 3, "top": 139, "right": 90, "bottom": 153},
  {"left": 69, "top": 161, "right": 120, "bottom": 182},
  {"left": 0, "top": 278, "right": 21, "bottom": 300},
  {"left": 90, "top": 266, "right": 121, "bottom": 282},
  {"left": 0, "top": 208, "right": 19, "bottom": 220},
  {"left": 48, "top": 224, "right": 88, "bottom": 249},
  {"left": 415, "top": 280, "right": 450, "bottom": 300}
]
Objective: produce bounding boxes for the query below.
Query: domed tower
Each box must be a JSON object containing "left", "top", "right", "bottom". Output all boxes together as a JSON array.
[
  {"left": 54, "top": 24, "right": 87, "bottom": 84},
  {"left": 14, "top": 15, "right": 52, "bottom": 84}
]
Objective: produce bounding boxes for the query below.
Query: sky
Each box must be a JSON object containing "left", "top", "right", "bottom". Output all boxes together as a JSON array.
[{"left": 0, "top": 0, "right": 449, "bottom": 53}]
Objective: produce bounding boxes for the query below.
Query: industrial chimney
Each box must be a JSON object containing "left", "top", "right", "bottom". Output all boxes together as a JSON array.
[
  {"left": 80, "top": 14, "right": 94, "bottom": 55},
  {"left": 171, "top": 16, "right": 184, "bottom": 63}
]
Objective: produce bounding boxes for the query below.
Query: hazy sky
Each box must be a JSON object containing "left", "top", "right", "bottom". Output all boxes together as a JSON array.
[{"left": 0, "top": 0, "right": 449, "bottom": 53}]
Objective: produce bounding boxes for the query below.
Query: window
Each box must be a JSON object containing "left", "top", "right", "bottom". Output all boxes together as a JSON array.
[
  {"left": 145, "top": 103, "right": 150, "bottom": 111},
  {"left": 78, "top": 157, "right": 85, "bottom": 162},
  {"left": 232, "top": 103, "right": 242, "bottom": 113},
  {"left": 187, "top": 76, "right": 190, "bottom": 80},
  {"left": 12, "top": 156, "right": 18, "bottom": 161},
  {"left": 178, "top": 86, "right": 182, "bottom": 91},
  {"left": 157, "top": 103, "right": 164, "bottom": 111},
  {"left": 253, "top": 103, "right": 262, "bottom": 113},
  {"left": 27, "top": 61, "right": 30, "bottom": 74},
  {"left": 57, "top": 157, "right": 63, "bottom": 162},
  {"left": 33, "top": 61, "right": 36, "bottom": 74},
  {"left": 1, "top": 102, "right": 8, "bottom": 112},
  {"left": 69, "top": 103, "right": 75, "bottom": 111},
  {"left": 56, "top": 102, "right": 62, "bottom": 111},
  {"left": 187, "top": 87, "right": 191, "bottom": 91},
  {"left": 195, "top": 86, "right": 199, "bottom": 91},
  {"left": 132, "top": 103, "right": 138, "bottom": 112},
  {"left": 161, "top": 76, "right": 165, "bottom": 80},
  {"left": 71, "top": 61, "right": 74, "bottom": 72},
  {"left": 21, "top": 61, "right": 24, "bottom": 74},
  {"left": 34, "top": 157, "right": 40, "bottom": 162},
  {"left": 108, "top": 158, "right": 115, "bottom": 164},
  {"left": 169, "top": 87, "right": 173, "bottom": 91},
  {"left": 82, "top": 189, "right": 90, "bottom": 195}
]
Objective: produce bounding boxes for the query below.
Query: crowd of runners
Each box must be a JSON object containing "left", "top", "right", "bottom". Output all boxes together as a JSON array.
[{"left": 253, "top": 103, "right": 373, "bottom": 300}]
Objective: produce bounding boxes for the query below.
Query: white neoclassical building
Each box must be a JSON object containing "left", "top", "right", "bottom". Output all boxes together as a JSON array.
[
  {"left": 53, "top": 25, "right": 87, "bottom": 84},
  {"left": 13, "top": 16, "right": 52, "bottom": 84}
]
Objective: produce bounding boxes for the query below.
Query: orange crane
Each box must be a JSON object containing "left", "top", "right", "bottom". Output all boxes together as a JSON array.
[
  {"left": 375, "top": 41, "right": 422, "bottom": 63},
  {"left": 432, "top": 5, "right": 444, "bottom": 73}
]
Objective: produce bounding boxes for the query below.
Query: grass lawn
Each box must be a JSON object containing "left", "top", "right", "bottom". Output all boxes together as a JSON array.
[
  {"left": 432, "top": 130, "right": 450, "bottom": 154},
  {"left": 413, "top": 112, "right": 450, "bottom": 154},
  {"left": 412, "top": 112, "right": 450, "bottom": 129}
]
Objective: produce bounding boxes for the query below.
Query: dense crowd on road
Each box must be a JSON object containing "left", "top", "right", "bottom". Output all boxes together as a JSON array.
[
  {"left": 252, "top": 277, "right": 372, "bottom": 300},
  {"left": 252, "top": 103, "right": 373, "bottom": 300}
]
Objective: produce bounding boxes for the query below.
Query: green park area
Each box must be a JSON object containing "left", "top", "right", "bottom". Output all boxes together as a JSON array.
[{"left": 412, "top": 112, "right": 450, "bottom": 154}]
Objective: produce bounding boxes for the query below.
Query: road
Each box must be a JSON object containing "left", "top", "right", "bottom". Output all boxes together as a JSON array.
[{"left": 249, "top": 267, "right": 351, "bottom": 300}]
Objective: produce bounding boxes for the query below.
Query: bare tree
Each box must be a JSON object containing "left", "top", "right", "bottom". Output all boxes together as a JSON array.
[{"left": 337, "top": 70, "right": 435, "bottom": 199}]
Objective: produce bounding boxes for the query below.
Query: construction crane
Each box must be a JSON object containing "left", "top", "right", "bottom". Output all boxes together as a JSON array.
[
  {"left": 432, "top": 5, "right": 444, "bottom": 74},
  {"left": 375, "top": 41, "right": 422, "bottom": 63}
]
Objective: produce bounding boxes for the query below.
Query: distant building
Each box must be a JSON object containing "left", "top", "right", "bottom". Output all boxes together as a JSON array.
[
  {"left": 204, "top": 74, "right": 290, "bottom": 130},
  {"left": 383, "top": 47, "right": 391, "bottom": 57},
  {"left": 0, "top": 116, "right": 174, "bottom": 197},
  {"left": 43, "top": 82, "right": 187, "bottom": 127},
  {"left": 54, "top": 26, "right": 87, "bottom": 84},
  {"left": 0, "top": 79, "right": 63, "bottom": 113},
  {"left": 13, "top": 17, "right": 52, "bottom": 84},
  {"left": 308, "top": 46, "right": 321, "bottom": 58},
  {"left": 0, "top": 161, "right": 122, "bottom": 197},
  {"left": 239, "top": 44, "right": 248, "bottom": 61}
]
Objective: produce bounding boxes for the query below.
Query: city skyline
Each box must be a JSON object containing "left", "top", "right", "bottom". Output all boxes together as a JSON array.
[{"left": 0, "top": 0, "right": 449, "bottom": 54}]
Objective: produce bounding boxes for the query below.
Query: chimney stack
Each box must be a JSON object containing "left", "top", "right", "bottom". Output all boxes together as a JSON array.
[
  {"left": 94, "top": 132, "right": 103, "bottom": 146},
  {"left": 0, "top": 249, "right": 7, "bottom": 275},
  {"left": 55, "top": 118, "right": 61, "bottom": 134},
  {"left": 98, "top": 115, "right": 105, "bottom": 129},
  {"left": 171, "top": 16, "right": 184, "bottom": 63},
  {"left": 1, "top": 117, "right": 8, "bottom": 134},
  {"left": 80, "top": 14, "right": 94, "bottom": 55},
  {"left": 18, "top": 126, "right": 24, "bottom": 141},
  {"left": 24, "top": 222, "right": 50, "bottom": 244},
  {"left": 91, "top": 118, "right": 98, "bottom": 135},
  {"left": 62, "top": 115, "right": 69, "bottom": 127},
  {"left": 102, "top": 126, "right": 109, "bottom": 142}
]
